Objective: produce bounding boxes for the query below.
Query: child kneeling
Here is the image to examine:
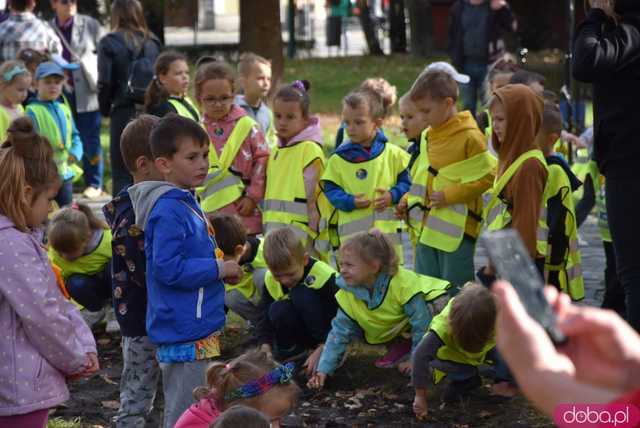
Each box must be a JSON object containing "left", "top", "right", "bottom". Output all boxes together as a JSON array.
[{"left": 411, "top": 282, "right": 514, "bottom": 420}]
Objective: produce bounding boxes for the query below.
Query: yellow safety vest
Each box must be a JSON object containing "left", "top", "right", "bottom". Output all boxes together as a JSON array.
[
  {"left": 168, "top": 96, "right": 200, "bottom": 122},
  {"left": 263, "top": 141, "right": 326, "bottom": 247},
  {"left": 335, "top": 267, "right": 451, "bottom": 345},
  {"left": 322, "top": 143, "right": 409, "bottom": 260},
  {"left": 572, "top": 148, "right": 599, "bottom": 204},
  {"left": 406, "top": 129, "right": 496, "bottom": 252},
  {"left": 264, "top": 259, "right": 336, "bottom": 301},
  {"left": 429, "top": 298, "right": 495, "bottom": 384},
  {"left": 483, "top": 150, "right": 550, "bottom": 257},
  {"left": 198, "top": 116, "right": 255, "bottom": 213},
  {"left": 595, "top": 173, "right": 611, "bottom": 243},
  {"left": 544, "top": 163, "right": 585, "bottom": 301},
  {"left": 48, "top": 229, "right": 113, "bottom": 279},
  {"left": 224, "top": 239, "right": 268, "bottom": 302}
]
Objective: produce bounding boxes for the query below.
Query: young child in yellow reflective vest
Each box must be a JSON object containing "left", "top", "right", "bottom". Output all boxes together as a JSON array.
[
  {"left": 48, "top": 202, "right": 112, "bottom": 314},
  {"left": 322, "top": 89, "right": 410, "bottom": 261},
  {"left": 402, "top": 65, "right": 495, "bottom": 287},
  {"left": 411, "top": 282, "right": 515, "bottom": 420},
  {"left": 144, "top": 51, "right": 200, "bottom": 121},
  {"left": 0, "top": 60, "right": 30, "bottom": 142},
  {"left": 308, "top": 231, "right": 451, "bottom": 390}
]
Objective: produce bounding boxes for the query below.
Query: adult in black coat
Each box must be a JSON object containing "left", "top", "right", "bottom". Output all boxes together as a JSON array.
[
  {"left": 573, "top": 0, "right": 640, "bottom": 331},
  {"left": 98, "top": 0, "right": 161, "bottom": 195}
]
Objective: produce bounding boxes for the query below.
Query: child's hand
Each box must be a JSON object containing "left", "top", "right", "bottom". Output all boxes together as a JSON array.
[
  {"left": 490, "top": 0, "right": 507, "bottom": 10},
  {"left": 237, "top": 197, "right": 257, "bottom": 216},
  {"left": 304, "top": 344, "right": 324, "bottom": 377},
  {"left": 222, "top": 260, "right": 243, "bottom": 283},
  {"left": 69, "top": 352, "right": 100, "bottom": 380},
  {"left": 373, "top": 188, "right": 392, "bottom": 212},
  {"left": 307, "top": 372, "right": 327, "bottom": 390},
  {"left": 428, "top": 191, "right": 446, "bottom": 208},
  {"left": 395, "top": 196, "right": 408, "bottom": 219},
  {"left": 353, "top": 194, "right": 371, "bottom": 209},
  {"left": 413, "top": 391, "right": 428, "bottom": 421},
  {"left": 260, "top": 343, "right": 273, "bottom": 358},
  {"left": 398, "top": 360, "right": 412, "bottom": 375}
]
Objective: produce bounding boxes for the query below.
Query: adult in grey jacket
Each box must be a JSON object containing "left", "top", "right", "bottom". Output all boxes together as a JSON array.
[{"left": 51, "top": 0, "right": 106, "bottom": 199}]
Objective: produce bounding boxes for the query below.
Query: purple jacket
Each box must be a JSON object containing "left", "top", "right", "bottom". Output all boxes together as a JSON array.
[{"left": 0, "top": 215, "right": 96, "bottom": 416}]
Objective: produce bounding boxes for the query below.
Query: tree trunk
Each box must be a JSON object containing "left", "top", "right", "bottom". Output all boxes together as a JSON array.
[
  {"left": 356, "top": 0, "right": 384, "bottom": 55},
  {"left": 240, "top": 0, "right": 284, "bottom": 84},
  {"left": 406, "top": 0, "right": 433, "bottom": 57},
  {"left": 388, "top": 0, "right": 407, "bottom": 53}
]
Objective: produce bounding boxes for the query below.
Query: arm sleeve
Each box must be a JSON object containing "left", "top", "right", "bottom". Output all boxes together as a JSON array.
[
  {"left": 97, "top": 39, "right": 114, "bottom": 117},
  {"left": 411, "top": 332, "right": 444, "bottom": 389},
  {"left": 317, "top": 309, "right": 361, "bottom": 375},
  {"left": 389, "top": 168, "right": 411, "bottom": 204},
  {"left": 69, "top": 117, "right": 83, "bottom": 161},
  {"left": 245, "top": 126, "right": 270, "bottom": 203},
  {"left": 322, "top": 181, "right": 356, "bottom": 212},
  {"left": 403, "top": 294, "right": 433, "bottom": 353},
  {"left": 148, "top": 205, "right": 223, "bottom": 291},
  {"left": 442, "top": 137, "right": 496, "bottom": 205}
]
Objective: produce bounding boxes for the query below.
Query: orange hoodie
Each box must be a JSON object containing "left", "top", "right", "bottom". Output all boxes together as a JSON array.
[{"left": 492, "top": 84, "right": 547, "bottom": 258}]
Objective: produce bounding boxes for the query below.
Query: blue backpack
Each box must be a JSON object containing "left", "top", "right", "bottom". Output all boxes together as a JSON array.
[{"left": 126, "top": 39, "right": 155, "bottom": 104}]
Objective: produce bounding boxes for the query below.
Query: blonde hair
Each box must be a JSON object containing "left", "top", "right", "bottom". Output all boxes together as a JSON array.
[
  {"left": 195, "top": 349, "right": 300, "bottom": 411},
  {"left": 449, "top": 282, "right": 496, "bottom": 353},
  {"left": 0, "top": 117, "right": 59, "bottom": 231},
  {"left": 339, "top": 230, "right": 399, "bottom": 276},
  {"left": 263, "top": 227, "right": 305, "bottom": 272},
  {"left": 360, "top": 78, "right": 397, "bottom": 118},
  {"left": 48, "top": 203, "right": 108, "bottom": 256},
  {"left": 238, "top": 52, "right": 271, "bottom": 77}
]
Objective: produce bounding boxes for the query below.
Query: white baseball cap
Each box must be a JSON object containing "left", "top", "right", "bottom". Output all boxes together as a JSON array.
[{"left": 424, "top": 61, "right": 471, "bottom": 84}]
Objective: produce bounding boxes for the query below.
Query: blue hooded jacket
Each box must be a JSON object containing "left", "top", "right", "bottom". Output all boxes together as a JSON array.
[{"left": 128, "top": 181, "right": 226, "bottom": 346}]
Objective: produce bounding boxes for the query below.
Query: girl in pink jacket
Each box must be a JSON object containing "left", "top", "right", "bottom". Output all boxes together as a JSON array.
[{"left": 0, "top": 118, "right": 98, "bottom": 428}]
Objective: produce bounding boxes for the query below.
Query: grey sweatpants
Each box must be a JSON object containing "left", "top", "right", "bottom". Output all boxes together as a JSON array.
[
  {"left": 114, "top": 336, "right": 161, "bottom": 428},
  {"left": 159, "top": 359, "right": 211, "bottom": 428}
]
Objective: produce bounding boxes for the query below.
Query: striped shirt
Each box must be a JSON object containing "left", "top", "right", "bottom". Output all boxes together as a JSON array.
[{"left": 0, "top": 12, "right": 62, "bottom": 63}]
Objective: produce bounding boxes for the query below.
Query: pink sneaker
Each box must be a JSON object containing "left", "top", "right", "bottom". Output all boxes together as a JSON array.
[{"left": 375, "top": 340, "right": 411, "bottom": 368}]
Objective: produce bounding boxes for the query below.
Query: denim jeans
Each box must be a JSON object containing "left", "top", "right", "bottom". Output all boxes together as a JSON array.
[
  {"left": 461, "top": 60, "right": 489, "bottom": 117},
  {"left": 66, "top": 262, "right": 112, "bottom": 312},
  {"left": 55, "top": 178, "right": 73, "bottom": 207},
  {"left": 76, "top": 110, "right": 103, "bottom": 189}
]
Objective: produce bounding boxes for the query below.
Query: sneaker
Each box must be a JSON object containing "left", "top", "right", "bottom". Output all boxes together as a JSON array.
[
  {"left": 104, "top": 307, "right": 121, "bottom": 334},
  {"left": 82, "top": 186, "right": 102, "bottom": 199},
  {"left": 442, "top": 375, "right": 482, "bottom": 402},
  {"left": 375, "top": 340, "right": 411, "bottom": 368}
]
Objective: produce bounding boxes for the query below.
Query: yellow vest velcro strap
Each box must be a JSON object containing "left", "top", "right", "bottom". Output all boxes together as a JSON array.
[
  {"left": 425, "top": 213, "right": 465, "bottom": 239},
  {"left": 200, "top": 174, "right": 244, "bottom": 199},
  {"left": 263, "top": 199, "right": 308, "bottom": 216}
]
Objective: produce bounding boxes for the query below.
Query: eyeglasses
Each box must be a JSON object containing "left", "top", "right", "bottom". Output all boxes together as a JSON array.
[{"left": 202, "top": 95, "right": 234, "bottom": 105}]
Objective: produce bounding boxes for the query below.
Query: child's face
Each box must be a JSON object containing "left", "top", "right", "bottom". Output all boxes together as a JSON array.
[
  {"left": 273, "top": 98, "right": 308, "bottom": 141},
  {"left": 269, "top": 256, "right": 308, "bottom": 289},
  {"left": 489, "top": 100, "right": 507, "bottom": 144},
  {"left": 2, "top": 74, "right": 32, "bottom": 106},
  {"left": 159, "top": 59, "right": 190, "bottom": 97},
  {"left": 26, "top": 185, "right": 57, "bottom": 228},
  {"left": 37, "top": 75, "right": 64, "bottom": 101},
  {"left": 339, "top": 248, "right": 379, "bottom": 287},
  {"left": 399, "top": 100, "right": 426, "bottom": 140},
  {"left": 156, "top": 137, "right": 209, "bottom": 189},
  {"left": 242, "top": 63, "right": 271, "bottom": 102},
  {"left": 413, "top": 95, "right": 454, "bottom": 129},
  {"left": 342, "top": 103, "right": 380, "bottom": 146},
  {"left": 199, "top": 78, "right": 234, "bottom": 120}
]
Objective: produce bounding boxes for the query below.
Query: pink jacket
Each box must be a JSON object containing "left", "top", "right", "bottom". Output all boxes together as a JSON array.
[
  {"left": 174, "top": 398, "right": 221, "bottom": 428},
  {"left": 204, "top": 104, "right": 269, "bottom": 235},
  {"left": 0, "top": 215, "right": 96, "bottom": 416}
]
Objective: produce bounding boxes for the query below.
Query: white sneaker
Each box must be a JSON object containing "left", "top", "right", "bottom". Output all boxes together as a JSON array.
[
  {"left": 105, "top": 307, "right": 121, "bottom": 334},
  {"left": 82, "top": 186, "right": 102, "bottom": 199}
]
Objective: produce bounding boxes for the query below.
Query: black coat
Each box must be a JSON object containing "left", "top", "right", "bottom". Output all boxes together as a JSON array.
[
  {"left": 572, "top": 6, "right": 640, "bottom": 179},
  {"left": 447, "top": 0, "right": 516, "bottom": 69}
]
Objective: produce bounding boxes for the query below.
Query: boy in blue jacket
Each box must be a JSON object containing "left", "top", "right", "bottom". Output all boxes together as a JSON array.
[{"left": 128, "top": 114, "right": 243, "bottom": 428}]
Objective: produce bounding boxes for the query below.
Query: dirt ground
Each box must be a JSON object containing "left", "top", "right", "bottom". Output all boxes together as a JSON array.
[{"left": 52, "top": 319, "right": 553, "bottom": 428}]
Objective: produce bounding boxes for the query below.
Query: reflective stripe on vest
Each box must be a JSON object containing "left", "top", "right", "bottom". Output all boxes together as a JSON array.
[
  {"left": 168, "top": 96, "right": 200, "bottom": 122},
  {"left": 198, "top": 116, "right": 255, "bottom": 212},
  {"left": 263, "top": 199, "right": 309, "bottom": 217},
  {"left": 264, "top": 259, "right": 336, "bottom": 301}
]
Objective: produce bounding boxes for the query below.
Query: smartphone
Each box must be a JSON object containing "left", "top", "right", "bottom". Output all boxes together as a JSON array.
[{"left": 481, "top": 229, "right": 567, "bottom": 346}]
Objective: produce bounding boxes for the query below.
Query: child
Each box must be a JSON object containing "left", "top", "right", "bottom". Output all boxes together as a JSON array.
[
  {"left": 235, "top": 52, "right": 275, "bottom": 147},
  {"left": 411, "top": 283, "right": 513, "bottom": 420},
  {"left": 482, "top": 84, "right": 548, "bottom": 276},
  {"left": 0, "top": 117, "right": 97, "bottom": 426},
  {"left": 102, "top": 114, "right": 163, "bottom": 427},
  {"left": 145, "top": 51, "right": 200, "bottom": 121},
  {"left": 335, "top": 77, "right": 397, "bottom": 148},
  {"left": 406, "top": 68, "right": 495, "bottom": 287},
  {"left": 510, "top": 69, "right": 545, "bottom": 95},
  {"left": 209, "top": 213, "right": 267, "bottom": 330},
  {"left": 537, "top": 102, "right": 584, "bottom": 300},
  {"left": 212, "top": 406, "right": 270, "bottom": 428},
  {"left": 25, "top": 61, "right": 83, "bottom": 207},
  {"left": 174, "top": 349, "right": 300, "bottom": 428},
  {"left": 478, "top": 55, "right": 519, "bottom": 139},
  {"left": 256, "top": 227, "right": 338, "bottom": 376},
  {"left": 0, "top": 60, "right": 31, "bottom": 141},
  {"left": 128, "top": 114, "right": 243, "bottom": 428},
  {"left": 308, "top": 232, "right": 451, "bottom": 390},
  {"left": 48, "top": 202, "right": 113, "bottom": 316},
  {"left": 16, "top": 48, "right": 48, "bottom": 105},
  {"left": 196, "top": 61, "right": 269, "bottom": 235},
  {"left": 322, "top": 88, "right": 410, "bottom": 260},
  {"left": 264, "top": 80, "right": 328, "bottom": 254}
]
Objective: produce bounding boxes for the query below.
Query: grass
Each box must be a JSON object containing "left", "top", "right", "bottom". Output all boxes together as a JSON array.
[{"left": 47, "top": 417, "right": 82, "bottom": 428}]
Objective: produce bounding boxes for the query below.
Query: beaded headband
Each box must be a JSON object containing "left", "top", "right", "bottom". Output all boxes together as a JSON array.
[{"left": 224, "top": 362, "right": 295, "bottom": 401}]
